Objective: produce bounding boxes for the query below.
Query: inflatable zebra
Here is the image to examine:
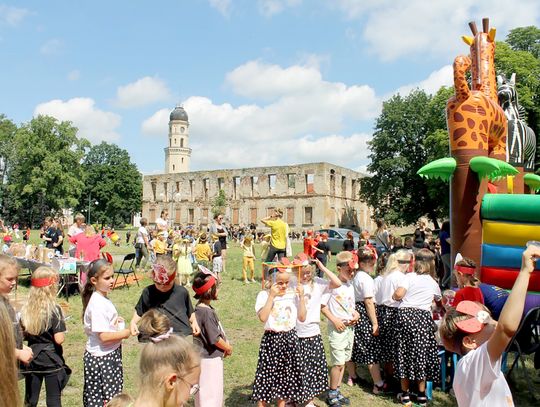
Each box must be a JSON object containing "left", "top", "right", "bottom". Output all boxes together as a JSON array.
[{"left": 497, "top": 73, "right": 536, "bottom": 172}]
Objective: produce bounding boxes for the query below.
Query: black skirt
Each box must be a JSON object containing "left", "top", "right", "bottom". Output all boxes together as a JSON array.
[
  {"left": 351, "top": 302, "right": 381, "bottom": 364},
  {"left": 394, "top": 307, "right": 440, "bottom": 381},
  {"left": 252, "top": 330, "right": 305, "bottom": 403},
  {"left": 298, "top": 334, "right": 328, "bottom": 400},
  {"left": 377, "top": 305, "right": 399, "bottom": 363}
]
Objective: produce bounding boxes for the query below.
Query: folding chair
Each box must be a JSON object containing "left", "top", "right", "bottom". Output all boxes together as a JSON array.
[
  {"left": 504, "top": 306, "right": 540, "bottom": 399},
  {"left": 113, "top": 253, "right": 137, "bottom": 289},
  {"left": 102, "top": 252, "right": 114, "bottom": 264}
]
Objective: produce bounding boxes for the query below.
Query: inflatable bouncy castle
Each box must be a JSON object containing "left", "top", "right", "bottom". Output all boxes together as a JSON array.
[{"left": 417, "top": 18, "right": 540, "bottom": 310}]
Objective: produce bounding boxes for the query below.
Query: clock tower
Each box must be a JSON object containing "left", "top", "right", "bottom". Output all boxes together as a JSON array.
[{"left": 165, "top": 105, "right": 191, "bottom": 173}]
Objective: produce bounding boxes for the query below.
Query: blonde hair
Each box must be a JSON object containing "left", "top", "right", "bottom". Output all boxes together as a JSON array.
[
  {"left": 85, "top": 225, "right": 96, "bottom": 237},
  {"left": 383, "top": 249, "right": 411, "bottom": 276},
  {"left": 138, "top": 310, "right": 171, "bottom": 342},
  {"left": 0, "top": 254, "right": 18, "bottom": 278},
  {"left": 20, "top": 267, "right": 61, "bottom": 336},
  {"left": 0, "top": 296, "right": 20, "bottom": 407},
  {"left": 137, "top": 312, "right": 200, "bottom": 402},
  {"left": 106, "top": 393, "right": 133, "bottom": 407}
]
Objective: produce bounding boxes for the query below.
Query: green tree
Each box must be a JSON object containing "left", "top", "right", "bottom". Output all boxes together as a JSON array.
[
  {"left": 3, "top": 115, "right": 89, "bottom": 226},
  {"left": 360, "top": 89, "right": 451, "bottom": 227},
  {"left": 505, "top": 26, "right": 540, "bottom": 59},
  {"left": 0, "top": 115, "right": 17, "bottom": 210},
  {"left": 211, "top": 189, "right": 227, "bottom": 218},
  {"left": 76, "top": 142, "right": 142, "bottom": 227}
]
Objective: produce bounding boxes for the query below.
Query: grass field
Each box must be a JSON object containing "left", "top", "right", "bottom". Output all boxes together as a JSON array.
[{"left": 11, "top": 232, "right": 538, "bottom": 406}]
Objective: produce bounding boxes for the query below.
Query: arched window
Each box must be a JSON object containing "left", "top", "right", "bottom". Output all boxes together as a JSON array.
[
  {"left": 182, "top": 158, "right": 184, "bottom": 163},
  {"left": 180, "top": 138, "right": 184, "bottom": 148},
  {"left": 172, "top": 164, "right": 175, "bottom": 171}
]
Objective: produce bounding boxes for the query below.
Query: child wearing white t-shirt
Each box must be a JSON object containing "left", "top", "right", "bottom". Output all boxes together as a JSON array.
[
  {"left": 295, "top": 255, "right": 342, "bottom": 406},
  {"left": 81, "top": 259, "right": 133, "bottom": 407},
  {"left": 321, "top": 251, "right": 360, "bottom": 407},
  {"left": 440, "top": 245, "right": 540, "bottom": 407},
  {"left": 252, "top": 269, "right": 307, "bottom": 407},
  {"left": 347, "top": 248, "right": 388, "bottom": 395},
  {"left": 392, "top": 249, "right": 441, "bottom": 407}
]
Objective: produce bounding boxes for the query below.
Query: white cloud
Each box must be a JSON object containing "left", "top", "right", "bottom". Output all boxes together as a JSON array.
[
  {"left": 114, "top": 76, "right": 172, "bottom": 108},
  {"left": 208, "top": 0, "right": 231, "bottom": 17},
  {"left": 67, "top": 70, "right": 80, "bottom": 81},
  {"left": 40, "top": 39, "right": 63, "bottom": 55},
  {"left": 258, "top": 0, "right": 302, "bottom": 17},
  {"left": 393, "top": 65, "right": 453, "bottom": 97},
  {"left": 0, "top": 5, "right": 29, "bottom": 26},
  {"left": 141, "top": 108, "right": 170, "bottom": 136},
  {"left": 334, "top": 0, "right": 540, "bottom": 61},
  {"left": 34, "top": 98, "right": 122, "bottom": 143}
]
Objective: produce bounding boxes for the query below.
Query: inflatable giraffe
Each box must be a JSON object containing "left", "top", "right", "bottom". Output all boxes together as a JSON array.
[{"left": 446, "top": 18, "right": 508, "bottom": 266}]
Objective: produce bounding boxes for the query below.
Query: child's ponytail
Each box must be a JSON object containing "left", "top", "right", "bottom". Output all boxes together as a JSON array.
[{"left": 81, "top": 259, "right": 111, "bottom": 317}]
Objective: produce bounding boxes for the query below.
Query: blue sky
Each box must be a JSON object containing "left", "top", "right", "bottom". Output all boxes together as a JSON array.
[{"left": 1, "top": 0, "right": 539, "bottom": 174}]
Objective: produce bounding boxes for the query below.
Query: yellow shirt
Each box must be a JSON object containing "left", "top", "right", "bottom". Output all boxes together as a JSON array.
[
  {"left": 194, "top": 243, "right": 212, "bottom": 261},
  {"left": 242, "top": 243, "right": 255, "bottom": 258},
  {"left": 265, "top": 219, "right": 287, "bottom": 250},
  {"left": 152, "top": 239, "right": 167, "bottom": 254}
]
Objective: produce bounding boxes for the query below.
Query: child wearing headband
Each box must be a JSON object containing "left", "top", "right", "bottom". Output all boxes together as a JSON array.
[
  {"left": 20, "top": 266, "right": 70, "bottom": 407},
  {"left": 82, "top": 259, "right": 134, "bottom": 407},
  {"left": 130, "top": 256, "right": 200, "bottom": 341},
  {"left": 192, "top": 270, "right": 231, "bottom": 407},
  {"left": 252, "top": 264, "right": 307, "bottom": 407},
  {"left": 453, "top": 257, "right": 484, "bottom": 307},
  {"left": 440, "top": 245, "right": 540, "bottom": 406},
  {"left": 320, "top": 251, "right": 360, "bottom": 407}
]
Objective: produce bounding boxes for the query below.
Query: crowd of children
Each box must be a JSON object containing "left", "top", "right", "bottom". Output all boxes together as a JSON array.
[{"left": 1, "top": 214, "right": 539, "bottom": 407}]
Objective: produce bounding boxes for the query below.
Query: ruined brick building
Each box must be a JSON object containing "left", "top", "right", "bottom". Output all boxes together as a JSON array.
[{"left": 141, "top": 106, "right": 375, "bottom": 231}]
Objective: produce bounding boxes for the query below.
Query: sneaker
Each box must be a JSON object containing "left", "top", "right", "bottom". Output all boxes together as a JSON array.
[
  {"left": 326, "top": 390, "right": 342, "bottom": 407},
  {"left": 373, "top": 381, "right": 391, "bottom": 395},
  {"left": 336, "top": 391, "right": 350, "bottom": 405},
  {"left": 397, "top": 392, "right": 412, "bottom": 407},
  {"left": 416, "top": 395, "right": 427, "bottom": 407},
  {"left": 251, "top": 278, "right": 256, "bottom": 283}
]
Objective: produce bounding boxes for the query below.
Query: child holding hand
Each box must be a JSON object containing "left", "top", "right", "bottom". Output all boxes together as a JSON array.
[
  {"left": 440, "top": 244, "right": 540, "bottom": 406},
  {"left": 252, "top": 268, "right": 307, "bottom": 407}
]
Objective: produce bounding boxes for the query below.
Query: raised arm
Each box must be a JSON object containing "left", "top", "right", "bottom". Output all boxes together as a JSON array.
[
  {"left": 314, "top": 259, "right": 342, "bottom": 289},
  {"left": 487, "top": 245, "right": 540, "bottom": 363}
]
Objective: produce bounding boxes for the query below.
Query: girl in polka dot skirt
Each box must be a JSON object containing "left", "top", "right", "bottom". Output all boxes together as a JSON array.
[
  {"left": 347, "top": 248, "right": 389, "bottom": 395},
  {"left": 392, "top": 249, "right": 441, "bottom": 407},
  {"left": 82, "top": 259, "right": 134, "bottom": 407},
  {"left": 295, "top": 254, "right": 342, "bottom": 406},
  {"left": 252, "top": 267, "right": 307, "bottom": 407}
]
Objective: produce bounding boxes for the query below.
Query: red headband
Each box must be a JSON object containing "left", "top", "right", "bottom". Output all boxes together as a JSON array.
[
  {"left": 152, "top": 264, "right": 176, "bottom": 285},
  {"left": 455, "top": 301, "right": 492, "bottom": 334},
  {"left": 193, "top": 276, "right": 216, "bottom": 295},
  {"left": 455, "top": 265, "right": 476, "bottom": 275},
  {"left": 31, "top": 277, "right": 55, "bottom": 288}
]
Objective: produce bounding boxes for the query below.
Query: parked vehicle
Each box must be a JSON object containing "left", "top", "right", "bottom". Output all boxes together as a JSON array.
[{"left": 316, "top": 228, "right": 362, "bottom": 254}]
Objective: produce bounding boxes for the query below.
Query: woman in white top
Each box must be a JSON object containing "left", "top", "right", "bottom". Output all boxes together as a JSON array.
[
  {"left": 67, "top": 213, "right": 85, "bottom": 257},
  {"left": 155, "top": 210, "right": 169, "bottom": 238},
  {"left": 209, "top": 214, "right": 228, "bottom": 273},
  {"left": 377, "top": 249, "right": 412, "bottom": 365},
  {"left": 135, "top": 218, "right": 150, "bottom": 271},
  {"left": 392, "top": 249, "right": 441, "bottom": 407}
]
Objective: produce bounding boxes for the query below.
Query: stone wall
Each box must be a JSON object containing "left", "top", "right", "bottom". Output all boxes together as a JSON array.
[{"left": 142, "top": 162, "right": 375, "bottom": 232}]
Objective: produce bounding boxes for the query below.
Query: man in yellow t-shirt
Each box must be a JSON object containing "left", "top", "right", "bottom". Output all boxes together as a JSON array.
[{"left": 260, "top": 208, "right": 288, "bottom": 262}]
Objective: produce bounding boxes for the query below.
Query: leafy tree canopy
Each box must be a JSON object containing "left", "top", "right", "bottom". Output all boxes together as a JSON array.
[
  {"left": 505, "top": 26, "right": 540, "bottom": 59},
  {"left": 2, "top": 115, "right": 89, "bottom": 226},
  {"left": 76, "top": 142, "right": 142, "bottom": 227}
]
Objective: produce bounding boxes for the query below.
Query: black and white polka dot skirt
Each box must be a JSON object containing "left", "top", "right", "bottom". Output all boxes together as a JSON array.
[
  {"left": 83, "top": 347, "right": 123, "bottom": 407},
  {"left": 252, "top": 330, "right": 305, "bottom": 403},
  {"left": 351, "top": 302, "right": 381, "bottom": 364},
  {"left": 394, "top": 307, "right": 439, "bottom": 381},
  {"left": 377, "top": 305, "right": 398, "bottom": 363},
  {"left": 298, "top": 334, "right": 328, "bottom": 400}
]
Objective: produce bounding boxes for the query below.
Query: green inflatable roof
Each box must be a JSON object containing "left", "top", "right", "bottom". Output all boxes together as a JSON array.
[
  {"left": 417, "top": 157, "right": 456, "bottom": 181},
  {"left": 524, "top": 173, "right": 540, "bottom": 193},
  {"left": 469, "top": 157, "right": 518, "bottom": 181},
  {"left": 481, "top": 194, "right": 540, "bottom": 222}
]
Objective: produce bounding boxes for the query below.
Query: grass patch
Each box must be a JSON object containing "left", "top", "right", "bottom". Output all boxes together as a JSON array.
[{"left": 12, "top": 234, "right": 538, "bottom": 406}]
